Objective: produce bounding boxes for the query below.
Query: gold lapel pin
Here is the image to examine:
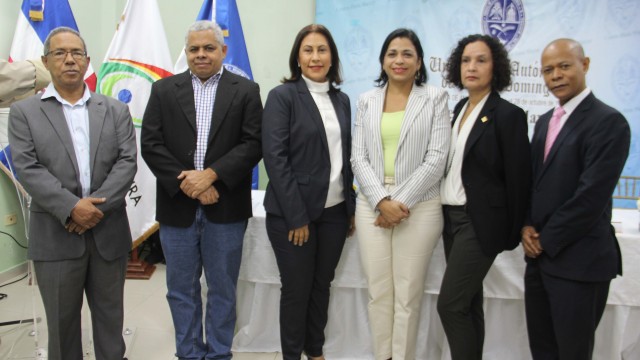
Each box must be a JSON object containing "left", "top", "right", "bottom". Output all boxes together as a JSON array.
[{"left": 481, "top": 116, "right": 489, "bottom": 123}]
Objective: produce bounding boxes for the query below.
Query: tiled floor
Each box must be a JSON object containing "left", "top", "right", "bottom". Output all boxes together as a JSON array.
[{"left": 0, "top": 264, "right": 282, "bottom": 359}]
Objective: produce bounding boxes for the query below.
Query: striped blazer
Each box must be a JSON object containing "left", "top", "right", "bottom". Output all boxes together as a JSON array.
[{"left": 351, "top": 83, "right": 450, "bottom": 210}]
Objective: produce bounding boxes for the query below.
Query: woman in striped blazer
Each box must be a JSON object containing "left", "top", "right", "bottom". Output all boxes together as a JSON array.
[{"left": 351, "top": 28, "right": 450, "bottom": 360}]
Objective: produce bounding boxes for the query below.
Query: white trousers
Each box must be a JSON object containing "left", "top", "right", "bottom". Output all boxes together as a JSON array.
[{"left": 356, "top": 189, "right": 443, "bottom": 360}]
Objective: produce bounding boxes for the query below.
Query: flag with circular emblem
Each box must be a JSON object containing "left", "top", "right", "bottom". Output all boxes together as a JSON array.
[{"left": 97, "top": 0, "right": 173, "bottom": 243}]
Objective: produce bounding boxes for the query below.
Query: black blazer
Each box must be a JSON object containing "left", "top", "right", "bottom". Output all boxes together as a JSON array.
[
  {"left": 453, "top": 92, "right": 531, "bottom": 256},
  {"left": 262, "top": 79, "right": 355, "bottom": 229},
  {"left": 141, "top": 70, "right": 263, "bottom": 227},
  {"left": 527, "top": 92, "right": 630, "bottom": 282}
]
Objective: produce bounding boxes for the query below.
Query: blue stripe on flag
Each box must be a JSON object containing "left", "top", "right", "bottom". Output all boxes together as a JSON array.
[
  {"left": 216, "top": 0, "right": 229, "bottom": 32},
  {"left": 29, "top": 0, "right": 43, "bottom": 13},
  {"left": 21, "top": 0, "right": 79, "bottom": 44},
  {"left": 196, "top": 0, "right": 213, "bottom": 21},
  {"left": 218, "top": 0, "right": 253, "bottom": 80}
]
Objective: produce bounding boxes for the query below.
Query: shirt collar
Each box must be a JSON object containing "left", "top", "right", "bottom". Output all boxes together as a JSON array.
[
  {"left": 41, "top": 82, "right": 91, "bottom": 106},
  {"left": 302, "top": 74, "right": 330, "bottom": 93},
  {"left": 556, "top": 87, "right": 591, "bottom": 116},
  {"left": 190, "top": 66, "right": 224, "bottom": 85}
]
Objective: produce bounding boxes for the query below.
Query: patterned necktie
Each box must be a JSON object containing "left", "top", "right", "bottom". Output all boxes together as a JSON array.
[{"left": 543, "top": 106, "right": 566, "bottom": 162}]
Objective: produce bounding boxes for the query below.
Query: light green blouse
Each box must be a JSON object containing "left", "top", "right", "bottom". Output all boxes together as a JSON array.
[{"left": 381, "top": 110, "right": 404, "bottom": 177}]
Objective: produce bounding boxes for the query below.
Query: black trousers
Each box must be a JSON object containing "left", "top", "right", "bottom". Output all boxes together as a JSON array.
[
  {"left": 525, "top": 261, "right": 610, "bottom": 360},
  {"left": 266, "top": 202, "right": 349, "bottom": 360},
  {"left": 437, "top": 205, "right": 496, "bottom": 360}
]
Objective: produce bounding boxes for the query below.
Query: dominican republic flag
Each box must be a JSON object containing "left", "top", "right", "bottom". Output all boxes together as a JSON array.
[
  {"left": 9, "top": 0, "right": 97, "bottom": 90},
  {"left": 97, "top": 0, "right": 173, "bottom": 243},
  {"left": 175, "top": 0, "right": 259, "bottom": 189}
]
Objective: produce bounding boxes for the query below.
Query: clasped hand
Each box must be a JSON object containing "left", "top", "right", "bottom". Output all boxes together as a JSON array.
[
  {"left": 375, "top": 199, "right": 410, "bottom": 229},
  {"left": 178, "top": 169, "right": 218, "bottom": 204},
  {"left": 67, "top": 197, "right": 106, "bottom": 234},
  {"left": 521, "top": 225, "right": 543, "bottom": 258}
]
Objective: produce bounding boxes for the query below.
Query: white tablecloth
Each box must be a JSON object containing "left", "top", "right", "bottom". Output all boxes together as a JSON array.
[{"left": 233, "top": 190, "right": 640, "bottom": 359}]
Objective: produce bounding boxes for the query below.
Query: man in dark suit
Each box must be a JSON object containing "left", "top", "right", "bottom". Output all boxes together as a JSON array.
[
  {"left": 9, "top": 27, "right": 137, "bottom": 360},
  {"left": 522, "top": 38, "right": 630, "bottom": 359},
  {"left": 141, "top": 20, "right": 262, "bottom": 360}
]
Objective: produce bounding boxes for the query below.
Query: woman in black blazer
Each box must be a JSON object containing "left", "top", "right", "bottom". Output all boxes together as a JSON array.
[
  {"left": 262, "top": 24, "right": 355, "bottom": 360},
  {"left": 437, "top": 34, "right": 531, "bottom": 360}
]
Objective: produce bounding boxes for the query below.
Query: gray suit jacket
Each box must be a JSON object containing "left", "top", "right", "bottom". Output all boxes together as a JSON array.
[{"left": 8, "top": 91, "right": 137, "bottom": 261}]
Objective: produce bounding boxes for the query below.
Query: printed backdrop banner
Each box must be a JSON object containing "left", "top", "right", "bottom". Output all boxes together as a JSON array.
[
  {"left": 97, "top": 0, "right": 173, "bottom": 242},
  {"left": 317, "top": 0, "right": 640, "bottom": 208}
]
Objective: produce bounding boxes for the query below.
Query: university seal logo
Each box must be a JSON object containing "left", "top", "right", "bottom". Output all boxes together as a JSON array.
[
  {"left": 612, "top": 55, "right": 639, "bottom": 102},
  {"left": 482, "top": 0, "right": 525, "bottom": 51},
  {"left": 344, "top": 25, "right": 373, "bottom": 71},
  {"left": 223, "top": 63, "right": 250, "bottom": 80},
  {"left": 609, "top": 0, "right": 640, "bottom": 30}
]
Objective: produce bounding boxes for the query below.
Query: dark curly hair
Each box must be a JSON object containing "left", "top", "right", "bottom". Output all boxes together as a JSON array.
[
  {"left": 283, "top": 24, "right": 342, "bottom": 90},
  {"left": 375, "top": 28, "right": 427, "bottom": 87},
  {"left": 445, "top": 34, "right": 511, "bottom": 92}
]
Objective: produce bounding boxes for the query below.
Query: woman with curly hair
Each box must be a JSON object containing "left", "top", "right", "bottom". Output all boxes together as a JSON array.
[{"left": 437, "top": 34, "right": 531, "bottom": 360}]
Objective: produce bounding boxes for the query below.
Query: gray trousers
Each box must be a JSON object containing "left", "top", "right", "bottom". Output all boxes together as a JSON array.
[
  {"left": 34, "top": 231, "right": 127, "bottom": 360},
  {"left": 437, "top": 206, "right": 497, "bottom": 360}
]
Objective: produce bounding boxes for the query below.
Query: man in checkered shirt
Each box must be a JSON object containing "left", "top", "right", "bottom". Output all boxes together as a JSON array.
[{"left": 141, "top": 20, "right": 262, "bottom": 360}]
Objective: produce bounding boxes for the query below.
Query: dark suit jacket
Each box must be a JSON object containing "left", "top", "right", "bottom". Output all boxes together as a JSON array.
[
  {"left": 9, "top": 92, "right": 137, "bottom": 261},
  {"left": 262, "top": 79, "right": 355, "bottom": 229},
  {"left": 527, "top": 92, "right": 630, "bottom": 282},
  {"left": 141, "top": 70, "right": 262, "bottom": 227},
  {"left": 454, "top": 92, "right": 531, "bottom": 256}
]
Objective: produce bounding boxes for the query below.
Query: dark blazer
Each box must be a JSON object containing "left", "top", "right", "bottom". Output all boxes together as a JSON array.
[
  {"left": 262, "top": 79, "right": 355, "bottom": 229},
  {"left": 454, "top": 92, "right": 531, "bottom": 256},
  {"left": 9, "top": 92, "right": 137, "bottom": 261},
  {"left": 527, "top": 92, "right": 630, "bottom": 282},
  {"left": 141, "top": 70, "right": 262, "bottom": 227}
]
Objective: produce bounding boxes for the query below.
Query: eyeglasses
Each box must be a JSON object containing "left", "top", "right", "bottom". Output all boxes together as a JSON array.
[{"left": 45, "top": 49, "right": 87, "bottom": 60}]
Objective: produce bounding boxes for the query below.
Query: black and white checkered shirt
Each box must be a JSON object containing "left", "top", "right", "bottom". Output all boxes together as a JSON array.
[{"left": 191, "top": 68, "right": 222, "bottom": 170}]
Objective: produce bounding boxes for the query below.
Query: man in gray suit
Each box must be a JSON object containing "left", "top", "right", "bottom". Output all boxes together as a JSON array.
[{"left": 8, "top": 27, "right": 137, "bottom": 360}]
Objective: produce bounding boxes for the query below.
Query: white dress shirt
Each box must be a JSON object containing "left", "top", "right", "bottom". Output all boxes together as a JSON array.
[
  {"left": 440, "top": 93, "right": 490, "bottom": 205},
  {"left": 302, "top": 75, "right": 345, "bottom": 208},
  {"left": 554, "top": 87, "right": 591, "bottom": 129}
]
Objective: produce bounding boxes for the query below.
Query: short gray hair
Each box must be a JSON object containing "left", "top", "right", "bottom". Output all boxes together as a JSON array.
[
  {"left": 185, "top": 20, "right": 225, "bottom": 46},
  {"left": 43, "top": 27, "right": 87, "bottom": 55}
]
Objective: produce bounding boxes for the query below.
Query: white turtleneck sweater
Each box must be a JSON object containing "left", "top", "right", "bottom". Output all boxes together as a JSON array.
[{"left": 302, "top": 75, "right": 345, "bottom": 208}]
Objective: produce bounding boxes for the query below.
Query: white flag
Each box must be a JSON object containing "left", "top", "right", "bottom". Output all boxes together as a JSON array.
[{"left": 97, "top": 0, "right": 173, "bottom": 243}]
